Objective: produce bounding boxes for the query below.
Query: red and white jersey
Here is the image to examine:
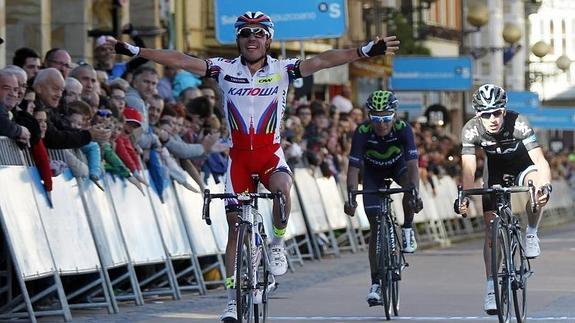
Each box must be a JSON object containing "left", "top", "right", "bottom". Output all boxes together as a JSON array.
[{"left": 205, "top": 55, "right": 302, "bottom": 150}]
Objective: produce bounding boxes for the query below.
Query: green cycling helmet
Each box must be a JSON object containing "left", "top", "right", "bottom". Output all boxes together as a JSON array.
[{"left": 366, "top": 90, "right": 398, "bottom": 112}]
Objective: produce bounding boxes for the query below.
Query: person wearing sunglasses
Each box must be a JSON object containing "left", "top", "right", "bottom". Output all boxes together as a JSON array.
[
  {"left": 108, "top": 10, "right": 400, "bottom": 321},
  {"left": 344, "top": 90, "right": 423, "bottom": 306},
  {"left": 454, "top": 84, "right": 552, "bottom": 315}
]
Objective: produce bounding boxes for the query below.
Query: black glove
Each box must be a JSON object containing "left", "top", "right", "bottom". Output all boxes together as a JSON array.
[
  {"left": 453, "top": 197, "right": 469, "bottom": 214},
  {"left": 115, "top": 41, "right": 140, "bottom": 57},
  {"left": 413, "top": 196, "right": 423, "bottom": 213},
  {"left": 344, "top": 201, "right": 357, "bottom": 217},
  {"left": 357, "top": 39, "right": 388, "bottom": 58}
]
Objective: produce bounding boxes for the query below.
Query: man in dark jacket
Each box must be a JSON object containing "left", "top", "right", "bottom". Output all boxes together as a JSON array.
[
  {"left": 0, "top": 70, "right": 30, "bottom": 144},
  {"left": 32, "top": 68, "right": 110, "bottom": 149}
]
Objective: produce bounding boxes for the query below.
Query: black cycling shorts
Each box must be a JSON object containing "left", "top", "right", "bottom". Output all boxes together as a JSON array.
[{"left": 482, "top": 159, "right": 537, "bottom": 212}]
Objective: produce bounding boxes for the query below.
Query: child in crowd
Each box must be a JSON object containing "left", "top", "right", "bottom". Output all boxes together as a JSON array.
[
  {"left": 115, "top": 107, "right": 147, "bottom": 186},
  {"left": 65, "top": 100, "right": 103, "bottom": 188},
  {"left": 31, "top": 106, "right": 53, "bottom": 197},
  {"left": 92, "top": 109, "right": 144, "bottom": 194}
]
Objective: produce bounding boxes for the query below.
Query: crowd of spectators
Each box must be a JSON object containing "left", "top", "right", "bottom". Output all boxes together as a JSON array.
[
  {"left": 1, "top": 36, "right": 574, "bottom": 203},
  {"left": 0, "top": 36, "right": 226, "bottom": 202}
]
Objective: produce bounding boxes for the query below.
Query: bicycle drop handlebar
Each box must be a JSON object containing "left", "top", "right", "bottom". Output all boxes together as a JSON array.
[
  {"left": 456, "top": 180, "right": 538, "bottom": 217},
  {"left": 348, "top": 185, "right": 418, "bottom": 209},
  {"left": 202, "top": 189, "right": 287, "bottom": 226}
]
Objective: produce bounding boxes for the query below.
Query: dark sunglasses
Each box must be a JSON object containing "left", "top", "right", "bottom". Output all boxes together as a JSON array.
[
  {"left": 96, "top": 109, "right": 113, "bottom": 118},
  {"left": 237, "top": 27, "right": 268, "bottom": 39},
  {"left": 479, "top": 109, "right": 504, "bottom": 119},
  {"left": 369, "top": 113, "right": 395, "bottom": 123}
]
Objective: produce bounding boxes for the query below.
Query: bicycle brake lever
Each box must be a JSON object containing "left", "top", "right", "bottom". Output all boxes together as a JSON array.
[
  {"left": 457, "top": 185, "right": 467, "bottom": 218},
  {"left": 278, "top": 191, "right": 287, "bottom": 224},
  {"left": 527, "top": 180, "right": 538, "bottom": 214},
  {"left": 202, "top": 189, "right": 212, "bottom": 225}
]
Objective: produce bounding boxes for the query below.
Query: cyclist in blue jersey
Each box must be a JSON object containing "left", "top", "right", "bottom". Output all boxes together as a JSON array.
[{"left": 344, "top": 90, "right": 423, "bottom": 306}]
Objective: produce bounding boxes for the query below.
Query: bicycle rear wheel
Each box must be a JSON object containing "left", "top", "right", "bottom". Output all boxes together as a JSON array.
[
  {"left": 511, "top": 230, "right": 528, "bottom": 323},
  {"left": 491, "top": 216, "right": 512, "bottom": 323},
  {"left": 254, "top": 241, "right": 269, "bottom": 323},
  {"left": 236, "top": 223, "right": 254, "bottom": 323}
]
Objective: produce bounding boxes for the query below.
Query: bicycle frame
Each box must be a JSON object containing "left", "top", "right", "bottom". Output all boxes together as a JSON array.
[
  {"left": 202, "top": 188, "right": 286, "bottom": 323},
  {"left": 458, "top": 180, "right": 537, "bottom": 323},
  {"left": 349, "top": 180, "right": 416, "bottom": 320}
]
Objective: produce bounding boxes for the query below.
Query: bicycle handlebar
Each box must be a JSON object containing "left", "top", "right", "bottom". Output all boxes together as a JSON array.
[
  {"left": 201, "top": 189, "right": 286, "bottom": 226},
  {"left": 348, "top": 186, "right": 417, "bottom": 209},
  {"left": 457, "top": 180, "right": 537, "bottom": 217}
]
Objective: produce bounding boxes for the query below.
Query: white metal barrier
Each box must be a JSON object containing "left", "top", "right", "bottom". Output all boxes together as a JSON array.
[
  {"left": 1, "top": 133, "right": 573, "bottom": 322},
  {"left": 0, "top": 166, "right": 55, "bottom": 278},
  {"left": 31, "top": 168, "right": 102, "bottom": 274},
  {"left": 104, "top": 174, "right": 166, "bottom": 265}
]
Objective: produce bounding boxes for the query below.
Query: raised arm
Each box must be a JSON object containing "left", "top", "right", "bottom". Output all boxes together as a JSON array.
[
  {"left": 106, "top": 37, "right": 208, "bottom": 76},
  {"left": 299, "top": 36, "right": 400, "bottom": 77}
]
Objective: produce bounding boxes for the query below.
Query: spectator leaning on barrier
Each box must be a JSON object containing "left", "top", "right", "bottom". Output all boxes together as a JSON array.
[
  {"left": 64, "top": 100, "right": 103, "bottom": 184},
  {"left": 30, "top": 106, "right": 53, "bottom": 194},
  {"left": 33, "top": 68, "right": 110, "bottom": 149},
  {"left": 115, "top": 107, "right": 147, "bottom": 186},
  {"left": 3, "top": 65, "right": 28, "bottom": 106},
  {"left": 0, "top": 70, "right": 31, "bottom": 145},
  {"left": 107, "top": 9, "right": 400, "bottom": 320},
  {"left": 344, "top": 90, "right": 423, "bottom": 307}
]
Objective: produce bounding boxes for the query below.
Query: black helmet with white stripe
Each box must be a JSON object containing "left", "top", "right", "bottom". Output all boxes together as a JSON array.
[{"left": 472, "top": 84, "right": 507, "bottom": 113}]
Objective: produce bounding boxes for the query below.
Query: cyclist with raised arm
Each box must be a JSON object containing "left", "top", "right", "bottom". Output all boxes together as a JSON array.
[
  {"left": 453, "top": 84, "right": 552, "bottom": 315},
  {"left": 108, "top": 11, "right": 400, "bottom": 321},
  {"left": 344, "top": 90, "right": 422, "bottom": 306}
]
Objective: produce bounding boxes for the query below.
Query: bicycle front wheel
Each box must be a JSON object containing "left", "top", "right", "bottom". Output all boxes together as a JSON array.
[
  {"left": 254, "top": 241, "right": 269, "bottom": 323},
  {"left": 236, "top": 223, "right": 254, "bottom": 323},
  {"left": 511, "top": 230, "right": 528, "bottom": 323},
  {"left": 491, "top": 216, "right": 512, "bottom": 323},
  {"left": 390, "top": 228, "right": 402, "bottom": 316},
  {"left": 377, "top": 219, "right": 392, "bottom": 320}
]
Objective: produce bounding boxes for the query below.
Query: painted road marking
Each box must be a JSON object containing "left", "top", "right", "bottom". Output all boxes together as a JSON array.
[
  {"left": 159, "top": 313, "right": 575, "bottom": 321},
  {"left": 267, "top": 316, "right": 575, "bottom": 321}
]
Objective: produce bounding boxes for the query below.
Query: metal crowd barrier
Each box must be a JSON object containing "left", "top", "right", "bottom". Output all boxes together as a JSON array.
[{"left": 0, "top": 136, "right": 573, "bottom": 322}]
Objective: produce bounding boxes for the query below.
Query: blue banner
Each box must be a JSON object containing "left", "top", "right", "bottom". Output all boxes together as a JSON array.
[
  {"left": 214, "top": 0, "right": 347, "bottom": 44},
  {"left": 521, "top": 107, "right": 575, "bottom": 130},
  {"left": 389, "top": 57, "right": 472, "bottom": 91},
  {"left": 507, "top": 91, "right": 539, "bottom": 113}
]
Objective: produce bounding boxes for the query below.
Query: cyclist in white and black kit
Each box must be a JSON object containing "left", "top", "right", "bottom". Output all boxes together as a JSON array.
[{"left": 454, "top": 84, "right": 552, "bottom": 315}]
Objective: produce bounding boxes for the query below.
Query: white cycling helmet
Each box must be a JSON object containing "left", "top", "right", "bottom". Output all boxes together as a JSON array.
[
  {"left": 234, "top": 11, "right": 275, "bottom": 39},
  {"left": 472, "top": 84, "right": 507, "bottom": 113}
]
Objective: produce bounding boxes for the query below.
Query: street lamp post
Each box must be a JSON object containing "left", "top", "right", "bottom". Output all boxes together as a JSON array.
[{"left": 527, "top": 41, "right": 572, "bottom": 98}]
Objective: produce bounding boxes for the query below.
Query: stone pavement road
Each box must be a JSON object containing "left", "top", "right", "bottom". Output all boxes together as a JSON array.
[{"left": 41, "top": 221, "right": 575, "bottom": 323}]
